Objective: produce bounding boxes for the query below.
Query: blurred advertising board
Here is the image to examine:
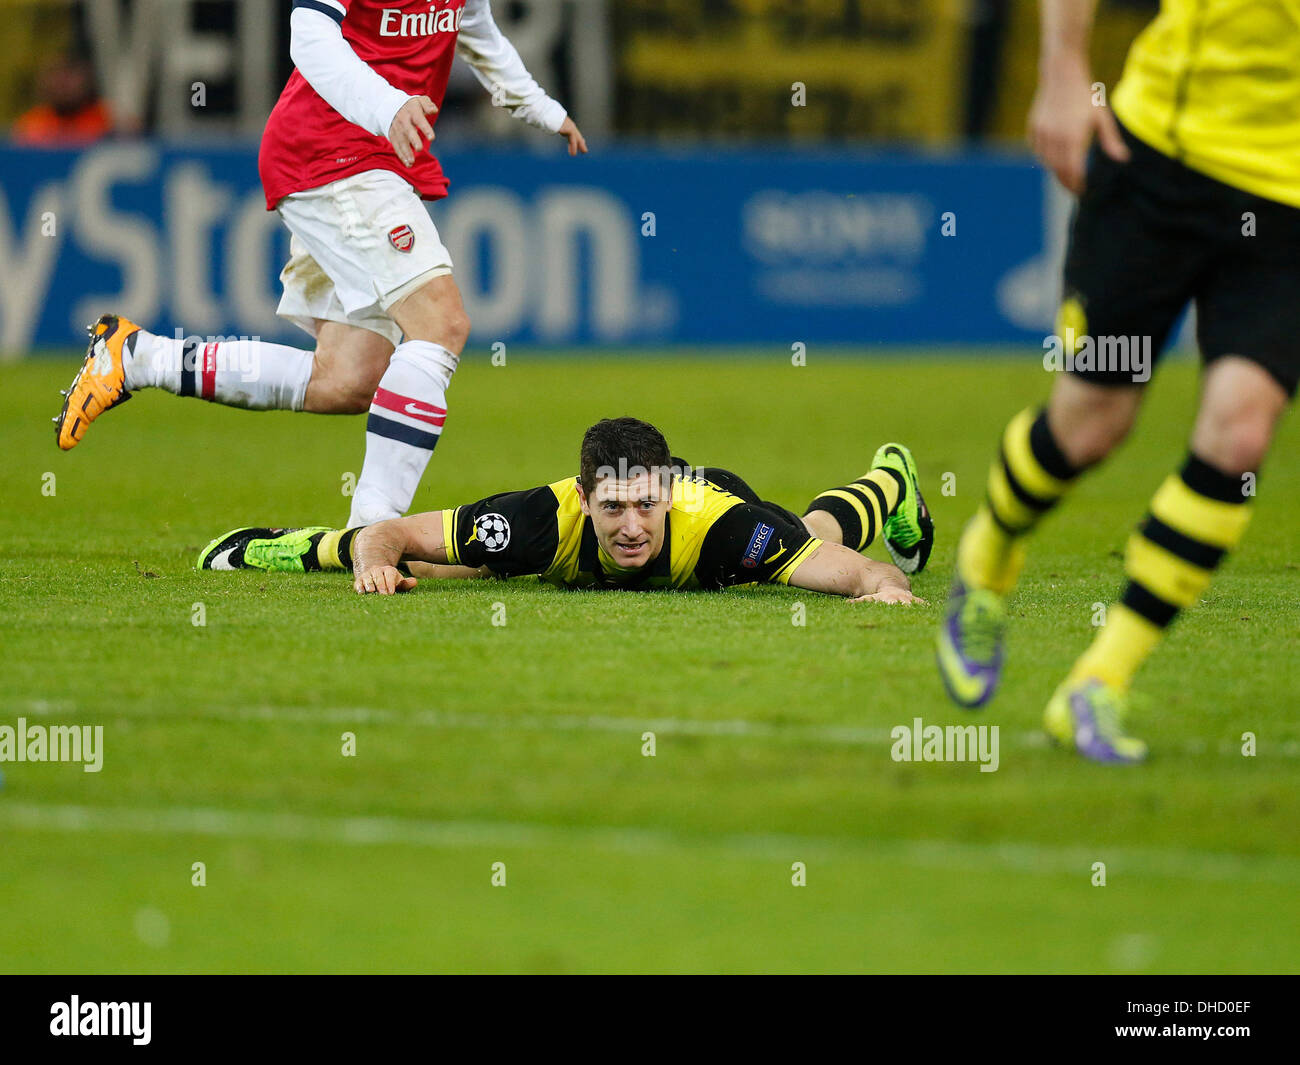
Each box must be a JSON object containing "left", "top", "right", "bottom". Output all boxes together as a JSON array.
[{"left": 1, "top": 141, "right": 1055, "bottom": 353}]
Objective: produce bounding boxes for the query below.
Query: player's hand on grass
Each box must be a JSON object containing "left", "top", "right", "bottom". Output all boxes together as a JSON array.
[
  {"left": 1027, "top": 59, "right": 1129, "bottom": 195},
  {"left": 558, "top": 116, "right": 587, "bottom": 156},
  {"left": 354, "top": 564, "right": 417, "bottom": 596},
  {"left": 849, "top": 585, "right": 926, "bottom": 606},
  {"left": 389, "top": 95, "right": 438, "bottom": 168},
  {"left": 352, "top": 523, "right": 416, "bottom": 595}
]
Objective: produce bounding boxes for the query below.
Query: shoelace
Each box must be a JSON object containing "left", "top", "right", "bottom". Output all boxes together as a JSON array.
[{"left": 260, "top": 538, "right": 310, "bottom": 561}]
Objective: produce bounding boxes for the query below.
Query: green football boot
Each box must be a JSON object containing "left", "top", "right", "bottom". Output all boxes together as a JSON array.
[
  {"left": 871, "top": 442, "right": 935, "bottom": 574},
  {"left": 197, "top": 527, "right": 332, "bottom": 572}
]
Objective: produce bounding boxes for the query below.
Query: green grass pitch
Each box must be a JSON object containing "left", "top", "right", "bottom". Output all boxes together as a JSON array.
[{"left": 1, "top": 350, "right": 1297, "bottom": 973}]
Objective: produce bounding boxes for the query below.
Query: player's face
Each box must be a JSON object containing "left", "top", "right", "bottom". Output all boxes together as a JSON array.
[{"left": 581, "top": 472, "right": 671, "bottom": 568}]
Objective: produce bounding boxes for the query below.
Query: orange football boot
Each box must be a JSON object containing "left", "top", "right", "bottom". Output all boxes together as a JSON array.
[{"left": 54, "top": 315, "right": 142, "bottom": 450}]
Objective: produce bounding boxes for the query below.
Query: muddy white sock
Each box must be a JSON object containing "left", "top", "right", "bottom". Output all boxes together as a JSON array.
[
  {"left": 348, "top": 340, "right": 457, "bottom": 525},
  {"left": 125, "top": 330, "right": 313, "bottom": 410}
]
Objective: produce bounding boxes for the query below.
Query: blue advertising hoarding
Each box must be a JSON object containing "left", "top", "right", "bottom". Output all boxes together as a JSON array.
[{"left": 0, "top": 142, "right": 1055, "bottom": 352}]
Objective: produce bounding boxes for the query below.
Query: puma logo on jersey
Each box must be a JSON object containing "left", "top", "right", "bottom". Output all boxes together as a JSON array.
[{"left": 379, "top": 5, "right": 464, "bottom": 37}]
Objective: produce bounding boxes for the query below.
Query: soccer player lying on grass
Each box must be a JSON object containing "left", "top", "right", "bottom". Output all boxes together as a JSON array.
[{"left": 199, "top": 417, "right": 934, "bottom": 603}]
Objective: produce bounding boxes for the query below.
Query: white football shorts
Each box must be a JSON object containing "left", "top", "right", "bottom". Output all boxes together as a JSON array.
[{"left": 275, "top": 169, "right": 454, "bottom": 348}]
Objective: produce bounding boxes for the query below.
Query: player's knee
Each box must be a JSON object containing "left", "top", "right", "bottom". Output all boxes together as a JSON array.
[
  {"left": 1060, "top": 409, "right": 1134, "bottom": 468},
  {"left": 438, "top": 307, "right": 471, "bottom": 353},
  {"left": 1050, "top": 379, "right": 1141, "bottom": 469},
  {"left": 1201, "top": 414, "right": 1272, "bottom": 475},
  {"left": 391, "top": 280, "right": 471, "bottom": 353}
]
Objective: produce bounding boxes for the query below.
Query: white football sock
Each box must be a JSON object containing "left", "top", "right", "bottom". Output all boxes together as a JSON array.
[
  {"left": 124, "top": 330, "right": 314, "bottom": 411},
  {"left": 348, "top": 340, "right": 458, "bottom": 526}
]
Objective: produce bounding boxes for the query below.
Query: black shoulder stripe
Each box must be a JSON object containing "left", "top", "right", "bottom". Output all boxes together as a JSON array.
[{"left": 293, "top": 0, "right": 345, "bottom": 25}]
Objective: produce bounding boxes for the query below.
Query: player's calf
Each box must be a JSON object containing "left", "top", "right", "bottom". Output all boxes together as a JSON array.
[
  {"left": 302, "top": 321, "right": 395, "bottom": 415},
  {"left": 348, "top": 276, "right": 468, "bottom": 525}
]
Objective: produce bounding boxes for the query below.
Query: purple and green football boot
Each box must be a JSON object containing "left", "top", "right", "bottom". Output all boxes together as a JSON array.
[
  {"left": 1044, "top": 677, "right": 1148, "bottom": 765},
  {"left": 935, "top": 576, "right": 1006, "bottom": 709}
]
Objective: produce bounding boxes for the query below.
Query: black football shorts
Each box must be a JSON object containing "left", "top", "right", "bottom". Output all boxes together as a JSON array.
[{"left": 1060, "top": 120, "right": 1300, "bottom": 396}]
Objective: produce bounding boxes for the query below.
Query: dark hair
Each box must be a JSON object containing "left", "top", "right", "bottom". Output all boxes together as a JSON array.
[{"left": 579, "top": 417, "right": 672, "bottom": 495}]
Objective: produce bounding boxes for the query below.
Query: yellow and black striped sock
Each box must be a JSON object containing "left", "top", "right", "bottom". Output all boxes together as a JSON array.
[
  {"left": 1072, "top": 454, "right": 1253, "bottom": 691},
  {"left": 958, "top": 406, "right": 1082, "bottom": 595},
  {"left": 804, "top": 468, "right": 904, "bottom": 552},
  {"left": 313, "top": 528, "right": 363, "bottom": 571}
]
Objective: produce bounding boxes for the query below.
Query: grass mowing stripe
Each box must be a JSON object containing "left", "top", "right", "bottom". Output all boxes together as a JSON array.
[
  {"left": 10, "top": 698, "right": 1299, "bottom": 759},
  {"left": 5, "top": 801, "right": 1300, "bottom": 886}
]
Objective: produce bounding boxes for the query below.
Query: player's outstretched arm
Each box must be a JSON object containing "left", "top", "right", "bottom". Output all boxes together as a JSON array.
[
  {"left": 787, "top": 542, "right": 926, "bottom": 605},
  {"left": 1027, "top": 0, "right": 1129, "bottom": 194},
  {"left": 456, "top": 0, "right": 587, "bottom": 154},
  {"left": 352, "top": 512, "right": 452, "bottom": 595}
]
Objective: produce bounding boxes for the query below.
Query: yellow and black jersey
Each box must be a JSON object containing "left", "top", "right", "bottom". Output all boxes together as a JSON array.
[
  {"left": 441, "top": 466, "right": 822, "bottom": 591},
  {"left": 1112, "top": 0, "right": 1300, "bottom": 206}
]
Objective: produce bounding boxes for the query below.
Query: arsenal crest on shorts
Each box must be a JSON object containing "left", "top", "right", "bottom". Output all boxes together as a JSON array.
[{"left": 388, "top": 224, "right": 415, "bottom": 252}]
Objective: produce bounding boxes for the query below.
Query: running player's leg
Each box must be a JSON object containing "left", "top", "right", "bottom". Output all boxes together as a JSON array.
[
  {"left": 1043, "top": 359, "right": 1288, "bottom": 764},
  {"left": 1050, "top": 341, "right": 1294, "bottom": 764},
  {"left": 52, "top": 228, "right": 398, "bottom": 451},
  {"left": 255, "top": 169, "right": 463, "bottom": 525},
  {"left": 937, "top": 124, "right": 1205, "bottom": 712},
  {"left": 348, "top": 273, "right": 469, "bottom": 526},
  {"left": 1063, "top": 358, "right": 1285, "bottom": 696},
  {"left": 54, "top": 313, "right": 323, "bottom": 450},
  {"left": 73, "top": 304, "right": 391, "bottom": 419},
  {"left": 1042, "top": 164, "right": 1300, "bottom": 762},
  {"left": 120, "top": 328, "right": 316, "bottom": 410},
  {"left": 132, "top": 295, "right": 395, "bottom": 417},
  {"left": 958, "top": 373, "right": 1143, "bottom": 599}
]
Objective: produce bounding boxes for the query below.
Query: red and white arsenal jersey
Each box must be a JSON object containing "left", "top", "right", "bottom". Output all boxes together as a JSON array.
[{"left": 260, "top": 0, "right": 467, "bottom": 209}]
